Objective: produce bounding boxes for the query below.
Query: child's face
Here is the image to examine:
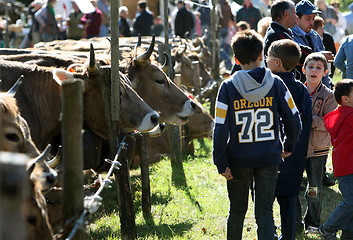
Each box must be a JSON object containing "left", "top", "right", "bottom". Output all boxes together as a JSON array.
[
  {"left": 266, "top": 55, "right": 282, "bottom": 73},
  {"left": 303, "top": 60, "right": 328, "bottom": 85}
]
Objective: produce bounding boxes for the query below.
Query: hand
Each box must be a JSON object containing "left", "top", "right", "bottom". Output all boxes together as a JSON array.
[
  {"left": 281, "top": 151, "right": 292, "bottom": 158},
  {"left": 221, "top": 167, "right": 234, "bottom": 180}
]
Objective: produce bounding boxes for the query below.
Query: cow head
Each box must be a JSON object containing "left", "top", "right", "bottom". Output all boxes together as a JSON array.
[
  {"left": 24, "top": 160, "right": 54, "bottom": 240},
  {"left": 124, "top": 36, "right": 197, "bottom": 125},
  {"left": 52, "top": 63, "right": 160, "bottom": 136}
]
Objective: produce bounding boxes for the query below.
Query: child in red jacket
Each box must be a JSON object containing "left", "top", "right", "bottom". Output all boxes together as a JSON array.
[{"left": 319, "top": 79, "right": 353, "bottom": 240}]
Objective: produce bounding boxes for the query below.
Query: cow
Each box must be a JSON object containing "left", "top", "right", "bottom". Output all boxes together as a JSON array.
[
  {"left": 0, "top": 57, "right": 160, "bottom": 151},
  {"left": 24, "top": 149, "right": 55, "bottom": 240},
  {"left": 132, "top": 97, "right": 214, "bottom": 166},
  {"left": 120, "top": 35, "right": 198, "bottom": 125},
  {"left": 0, "top": 79, "right": 58, "bottom": 192}
]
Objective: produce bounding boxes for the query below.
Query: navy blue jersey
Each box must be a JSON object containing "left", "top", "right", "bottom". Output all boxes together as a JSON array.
[{"left": 213, "top": 68, "right": 301, "bottom": 174}]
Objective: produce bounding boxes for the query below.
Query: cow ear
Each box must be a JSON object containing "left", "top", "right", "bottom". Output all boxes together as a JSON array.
[{"left": 52, "top": 69, "right": 74, "bottom": 86}]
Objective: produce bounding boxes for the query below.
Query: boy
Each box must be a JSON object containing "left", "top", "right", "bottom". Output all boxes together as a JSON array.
[
  {"left": 213, "top": 30, "right": 301, "bottom": 240},
  {"left": 267, "top": 39, "right": 312, "bottom": 239},
  {"left": 302, "top": 53, "right": 338, "bottom": 231},
  {"left": 319, "top": 79, "right": 353, "bottom": 240}
]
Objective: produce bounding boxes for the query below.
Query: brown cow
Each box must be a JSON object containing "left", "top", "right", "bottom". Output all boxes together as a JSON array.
[
  {"left": 121, "top": 35, "right": 197, "bottom": 125},
  {"left": 0, "top": 57, "right": 159, "bottom": 151},
  {"left": 132, "top": 98, "right": 214, "bottom": 166},
  {"left": 0, "top": 84, "right": 58, "bottom": 193}
]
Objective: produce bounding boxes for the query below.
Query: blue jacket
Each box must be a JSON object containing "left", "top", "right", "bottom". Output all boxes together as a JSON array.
[
  {"left": 291, "top": 25, "right": 325, "bottom": 52},
  {"left": 133, "top": 10, "right": 153, "bottom": 36},
  {"left": 334, "top": 35, "right": 353, "bottom": 79},
  {"left": 213, "top": 68, "right": 302, "bottom": 174},
  {"left": 274, "top": 72, "right": 312, "bottom": 195}
]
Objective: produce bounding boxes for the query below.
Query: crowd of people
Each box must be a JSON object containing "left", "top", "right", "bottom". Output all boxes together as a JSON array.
[{"left": 213, "top": 0, "right": 353, "bottom": 239}]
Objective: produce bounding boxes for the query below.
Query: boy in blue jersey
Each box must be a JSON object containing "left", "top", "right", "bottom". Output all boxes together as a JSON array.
[
  {"left": 267, "top": 39, "right": 312, "bottom": 239},
  {"left": 213, "top": 30, "right": 302, "bottom": 240}
]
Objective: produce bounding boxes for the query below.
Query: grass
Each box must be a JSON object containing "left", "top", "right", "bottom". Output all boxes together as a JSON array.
[{"left": 86, "top": 138, "right": 343, "bottom": 240}]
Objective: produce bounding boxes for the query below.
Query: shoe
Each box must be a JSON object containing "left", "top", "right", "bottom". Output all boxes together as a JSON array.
[
  {"left": 306, "top": 226, "right": 318, "bottom": 233},
  {"left": 323, "top": 173, "right": 336, "bottom": 187},
  {"left": 318, "top": 225, "right": 337, "bottom": 240}
]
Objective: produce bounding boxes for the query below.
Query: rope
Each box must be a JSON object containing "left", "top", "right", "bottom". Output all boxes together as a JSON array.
[{"left": 65, "top": 134, "right": 133, "bottom": 240}]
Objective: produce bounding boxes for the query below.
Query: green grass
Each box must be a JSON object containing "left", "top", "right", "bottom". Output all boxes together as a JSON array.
[{"left": 86, "top": 138, "right": 342, "bottom": 240}]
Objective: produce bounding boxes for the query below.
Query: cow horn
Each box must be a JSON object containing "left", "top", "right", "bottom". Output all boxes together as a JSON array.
[
  {"left": 191, "top": 45, "right": 202, "bottom": 53},
  {"left": 106, "top": 37, "right": 111, "bottom": 42},
  {"left": 88, "top": 43, "right": 98, "bottom": 73},
  {"left": 26, "top": 144, "right": 51, "bottom": 171},
  {"left": 137, "top": 35, "right": 155, "bottom": 63},
  {"left": 201, "top": 29, "right": 208, "bottom": 42},
  {"left": 47, "top": 145, "right": 62, "bottom": 169},
  {"left": 161, "top": 52, "right": 170, "bottom": 73},
  {"left": 136, "top": 33, "right": 142, "bottom": 48},
  {"left": 7, "top": 75, "right": 24, "bottom": 96}
]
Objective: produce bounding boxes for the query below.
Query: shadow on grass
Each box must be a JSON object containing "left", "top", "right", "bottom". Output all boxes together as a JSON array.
[{"left": 137, "top": 222, "right": 194, "bottom": 239}]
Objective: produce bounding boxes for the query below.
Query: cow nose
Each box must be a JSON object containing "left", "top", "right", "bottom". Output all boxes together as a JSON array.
[
  {"left": 46, "top": 174, "right": 57, "bottom": 184},
  {"left": 150, "top": 114, "right": 160, "bottom": 124}
]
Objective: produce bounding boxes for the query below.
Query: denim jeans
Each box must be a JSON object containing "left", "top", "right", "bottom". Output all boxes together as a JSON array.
[
  {"left": 304, "top": 155, "right": 327, "bottom": 227},
  {"left": 227, "top": 165, "right": 278, "bottom": 240},
  {"left": 323, "top": 174, "right": 353, "bottom": 238}
]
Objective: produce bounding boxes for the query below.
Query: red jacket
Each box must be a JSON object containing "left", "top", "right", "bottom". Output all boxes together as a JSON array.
[{"left": 324, "top": 106, "right": 353, "bottom": 177}]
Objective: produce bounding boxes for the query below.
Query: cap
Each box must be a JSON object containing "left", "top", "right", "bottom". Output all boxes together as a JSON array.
[
  {"left": 296, "top": 0, "right": 322, "bottom": 15},
  {"left": 138, "top": 0, "right": 147, "bottom": 3}
]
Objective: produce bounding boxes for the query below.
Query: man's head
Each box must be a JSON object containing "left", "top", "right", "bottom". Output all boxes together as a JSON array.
[
  {"left": 270, "top": 0, "right": 297, "bottom": 28},
  {"left": 138, "top": 0, "right": 147, "bottom": 9},
  {"left": 334, "top": 79, "right": 353, "bottom": 106},
  {"left": 296, "top": 0, "right": 321, "bottom": 33},
  {"left": 303, "top": 52, "right": 328, "bottom": 84},
  {"left": 231, "top": 30, "right": 263, "bottom": 66},
  {"left": 267, "top": 39, "right": 301, "bottom": 72}
]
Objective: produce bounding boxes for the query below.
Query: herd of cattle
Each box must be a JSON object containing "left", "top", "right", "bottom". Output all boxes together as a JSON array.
[{"left": 0, "top": 34, "right": 216, "bottom": 239}]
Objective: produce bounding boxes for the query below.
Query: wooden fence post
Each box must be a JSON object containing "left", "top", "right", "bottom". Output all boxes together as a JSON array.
[
  {"left": 191, "top": 61, "right": 201, "bottom": 95},
  {"left": 61, "top": 79, "right": 84, "bottom": 240},
  {"left": 139, "top": 134, "right": 152, "bottom": 220},
  {"left": 0, "top": 152, "right": 28, "bottom": 240}
]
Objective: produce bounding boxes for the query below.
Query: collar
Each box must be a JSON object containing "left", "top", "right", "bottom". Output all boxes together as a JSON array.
[
  {"left": 272, "top": 22, "right": 292, "bottom": 34},
  {"left": 304, "top": 81, "right": 322, "bottom": 97},
  {"left": 243, "top": 3, "right": 253, "bottom": 8}
]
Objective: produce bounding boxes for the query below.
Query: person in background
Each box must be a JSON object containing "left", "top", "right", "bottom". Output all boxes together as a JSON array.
[
  {"left": 133, "top": 0, "right": 154, "bottom": 36},
  {"left": 343, "top": 3, "right": 353, "bottom": 35},
  {"left": 174, "top": 0, "right": 194, "bottom": 38},
  {"left": 313, "top": 16, "right": 336, "bottom": 80},
  {"left": 330, "top": 1, "right": 346, "bottom": 46},
  {"left": 28, "top": 0, "right": 44, "bottom": 45},
  {"left": 236, "top": 0, "right": 262, "bottom": 30},
  {"left": 302, "top": 52, "right": 338, "bottom": 233},
  {"left": 257, "top": 16, "right": 271, "bottom": 38},
  {"left": 97, "top": 0, "right": 110, "bottom": 37},
  {"left": 319, "top": 79, "right": 353, "bottom": 240},
  {"left": 118, "top": 6, "right": 131, "bottom": 37},
  {"left": 81, "top": 0, "right": 102, "bottom": 39},
  {"left": 213, "top": 29, "right": 301, "bottom": 240},
  {"left": 315, "top": 0, "right": 338, "bottom": 36},
  {"left": 197, "top": 0, "right": 211, "bottom": 34},
  {"left": 291, "top": 0, "right": 333, "bottom": 89},
  {"left": 194, "top": 11, "right": 202, "bottom": 37},
  {"left": 67, "top": 0, "right": 84, "bottom": 40},
  {"left": 151, "top": 15, "right": 164, "bottom": 36},
  {"left": 268, "top": 39, "right": 312, "bottom": 240},
  {"left": 35, "top": 0, "right": 59, "bottom": 42},
  {"left": 334, "top": 34, "right": 353, "bottom": 80}
]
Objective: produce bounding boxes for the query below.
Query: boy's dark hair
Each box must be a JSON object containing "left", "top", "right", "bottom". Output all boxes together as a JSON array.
[
  {"left": 267, "top": 39, "right": 301, "bottom": 71},
  {"left": 303, "top": 52, "right": 328, "bottom": 70},
  {"left": 271, "top": 0, "right": 295, "bottom": 21},
  {"left": 334, "top": 79, "right": 353, "bottom": 104},
  {"left": 231, "top": 30, "right": 263, "bottom": 65}
]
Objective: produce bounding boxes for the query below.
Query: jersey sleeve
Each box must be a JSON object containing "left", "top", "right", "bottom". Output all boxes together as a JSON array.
[{"left": 213, "top": 82, "right": 231, "bottom": 174}]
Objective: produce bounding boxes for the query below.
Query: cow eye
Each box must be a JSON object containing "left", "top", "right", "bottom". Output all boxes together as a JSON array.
[
  {"left": 155, "top": 79, "right": 166, "bottom": 84},
  {"left": 27, "top": 215, "right": 37, "bottom": 226},
  {"left": 6, "top": 133, "right": 20, "bottom": 142}
]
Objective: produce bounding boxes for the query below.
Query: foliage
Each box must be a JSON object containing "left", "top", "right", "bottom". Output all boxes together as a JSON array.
[{"left": 87, "top": 138, "right": 342, "bottom": 240}]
